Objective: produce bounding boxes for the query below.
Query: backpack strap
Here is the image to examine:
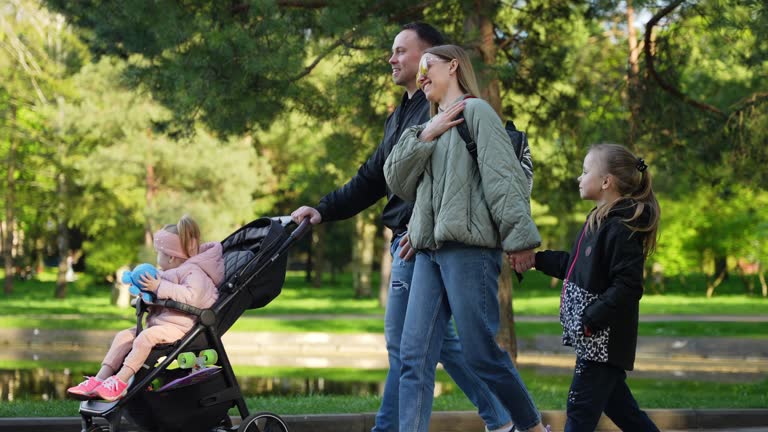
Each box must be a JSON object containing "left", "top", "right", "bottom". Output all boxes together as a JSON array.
[
  {"left": 456, "top": 115, "right": 477, "bottom": 160},
  {"left": 456, "top": 95, "right": 478, "bottom": 160}
]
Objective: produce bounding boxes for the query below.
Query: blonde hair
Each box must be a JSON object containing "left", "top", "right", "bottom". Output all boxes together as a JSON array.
[
  {"left": 423, "top": 45, "right": 482, "bottom": 117},
  {"left": 163, "top": 214, "right": 201, "bottom": 257},
  {"left": 586, "top": 144, "right": 660, "bottom": 256}
]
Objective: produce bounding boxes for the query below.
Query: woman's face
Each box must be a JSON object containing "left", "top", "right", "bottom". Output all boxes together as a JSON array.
[{"left": 417, "top": 54, "right": 453, "bottom": 102}]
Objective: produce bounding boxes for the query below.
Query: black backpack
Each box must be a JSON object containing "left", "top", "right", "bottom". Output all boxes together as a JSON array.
[{"left": 456, "top": 113, "right": 534, "bottom": 195}]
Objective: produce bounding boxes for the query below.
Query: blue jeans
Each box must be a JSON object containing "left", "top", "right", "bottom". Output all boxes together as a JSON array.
[
  {"left": 566, "top": 359, "right": 659, "bottom": 432},
  {"left": 372, "top": 234, "right": 510, "bottom": 432},
  {"left": 399, "top": 243, "right": 541, "bottom": 432}
]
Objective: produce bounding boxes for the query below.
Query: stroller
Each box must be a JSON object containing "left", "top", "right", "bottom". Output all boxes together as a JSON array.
[{"left": 79, "top": 216, "right": 311, "bottom": 432}]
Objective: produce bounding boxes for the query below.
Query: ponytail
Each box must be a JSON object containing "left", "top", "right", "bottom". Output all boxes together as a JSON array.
[
  {"left": 162, "top": 214, "right": 201, "bottom": 257},
  {"left": 177, "top": 215, "right": 200, "bottom": 257}
]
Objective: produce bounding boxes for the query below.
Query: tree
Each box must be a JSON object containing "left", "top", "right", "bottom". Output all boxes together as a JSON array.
[
  {"left": 1, "top": 0, "right": 86, "bottom": 294},
  {"left": 642, "top": 0, "right": 768, "bottom": 188}
]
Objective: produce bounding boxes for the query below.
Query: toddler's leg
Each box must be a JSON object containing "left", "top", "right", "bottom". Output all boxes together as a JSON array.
[
  {"left": 121, "top": 325, "right": 186, "bottom": 378},
  {"left": 99, "top": 328, "right": 138, "bottom": 379}
]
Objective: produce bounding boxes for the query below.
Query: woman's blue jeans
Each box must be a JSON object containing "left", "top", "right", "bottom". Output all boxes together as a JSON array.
[
  {"left": 398, "top": 242, "right": 542, "bottom": 432},
  {"left": 372, "top": 234, "right": 511, "bottom": 432}
]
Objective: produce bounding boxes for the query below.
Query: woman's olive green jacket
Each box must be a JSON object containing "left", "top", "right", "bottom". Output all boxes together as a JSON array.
[{"left": 384, "top": 96, "right": 541, "bottom": 252}]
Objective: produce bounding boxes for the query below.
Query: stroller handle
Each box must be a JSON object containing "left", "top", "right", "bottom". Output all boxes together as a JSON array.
[
  {"left": 271, "top": 215, "right": 312, "bottom": 242},
  {"left": 289, "top": 217, "right": 312, "bottom": 241}
]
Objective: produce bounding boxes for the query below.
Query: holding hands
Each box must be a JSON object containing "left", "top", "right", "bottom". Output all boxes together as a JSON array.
[{"left": 507, "top": 249, "right": 536, "bottom": 274}]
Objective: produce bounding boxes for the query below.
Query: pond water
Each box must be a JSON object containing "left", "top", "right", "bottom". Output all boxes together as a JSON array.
[
  {"left": 6, "top": 365, "right": 474, "bottom": 402},
  {"left": 0, "top": 368, "right": 402, "bottom": 401}
]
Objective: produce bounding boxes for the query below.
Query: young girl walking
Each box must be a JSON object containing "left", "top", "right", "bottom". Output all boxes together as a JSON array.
[
  {"left": 532, "top": 144, "right": 661, "bottom": 431},
  {"left": 67, "top": 215, "right": 223, "bottom": 401}
]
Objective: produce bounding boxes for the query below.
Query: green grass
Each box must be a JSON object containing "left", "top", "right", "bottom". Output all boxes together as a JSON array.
[
  {"left": 2, "top": 367, "right": 766, "bottom": 417},
  {"left": 225, "top": 318, "right": 768, "bottom": 339},
  {"left": 1, "top": 270, "right": 766, "bottom": 334}
]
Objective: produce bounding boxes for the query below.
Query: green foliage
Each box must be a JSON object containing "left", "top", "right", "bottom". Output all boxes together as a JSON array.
[
  {"left": 641, "top": 0, "right": 768, "bottom": 188},
  {"left": 2, "top": 375, "right": 766, "bottom": 415},
  {"left": 652, "top": 186, "right": 768, "bottom": 277},
  {"left": 4, "top": 0, "right": 762, "bottom": 282},
  {"left": 2, "top": 270, "right": 765, "bottom": 332}
]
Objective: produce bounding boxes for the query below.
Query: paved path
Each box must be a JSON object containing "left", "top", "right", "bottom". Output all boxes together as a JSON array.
[
  {"left": 2, "top": 327, "right": 767, "bottom": 382},
  {"left": 2, "top": 409, "right": 768, "bottom": 431},
  {"left": 249, "top": 313, "right": 768, "bottom": 322},
  {"left": 14, "top": 313, "right": 768, "bottom": 322}
]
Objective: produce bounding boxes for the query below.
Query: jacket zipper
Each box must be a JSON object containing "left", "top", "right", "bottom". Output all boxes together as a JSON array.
[{"left": 561, "top": 224, "right": 587, "bottom": 315}]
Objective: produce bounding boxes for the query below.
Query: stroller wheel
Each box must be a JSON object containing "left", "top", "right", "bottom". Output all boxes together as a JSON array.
[{"left": 237, "top": 412, "right": 289, "bottom": 432}]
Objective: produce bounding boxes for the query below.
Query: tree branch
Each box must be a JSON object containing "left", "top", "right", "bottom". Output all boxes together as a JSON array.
[
  {"left": 644, "top": 0, "right": 725, "bottom": 118},
  {"left": 730, "top": 92, "right": 768, "bottom": 116},
  {"left": 289, "top": 31, "right": 355, "bottom": 83},
  {"left": 231, "top": 0, "right": 328, "bottom": 13}
]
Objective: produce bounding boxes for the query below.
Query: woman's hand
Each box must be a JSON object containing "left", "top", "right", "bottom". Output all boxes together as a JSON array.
[
  {"left": 419, "top": 102, "right": 465, "bottom": 142},
  {"left": 139, "top": 273, "right": 161, "bottom": 292}
]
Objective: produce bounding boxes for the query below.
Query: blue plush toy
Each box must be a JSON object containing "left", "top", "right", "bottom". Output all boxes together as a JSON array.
[{"left": 122, "top": 263, "right": 159, "bottom": 303}]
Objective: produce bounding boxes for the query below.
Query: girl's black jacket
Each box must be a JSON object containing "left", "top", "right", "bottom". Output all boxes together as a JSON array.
[{"left": 535, "top": 200, "right": 651, "bottom": 371}]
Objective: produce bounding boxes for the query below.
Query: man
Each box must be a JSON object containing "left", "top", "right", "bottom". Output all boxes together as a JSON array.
[{"left": 291, "top": 22, "right": 513, "bottom": 432}]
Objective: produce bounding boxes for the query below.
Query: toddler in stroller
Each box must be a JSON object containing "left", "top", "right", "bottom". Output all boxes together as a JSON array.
[
  {"left": 69, "top": 215, "right": 221, "bottom": 402},
  {"left": 76, "top": 216, "right": 310, "bottom": 432}
]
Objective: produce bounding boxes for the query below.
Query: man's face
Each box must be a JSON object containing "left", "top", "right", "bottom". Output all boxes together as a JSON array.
[{"left": 389, "top": 30, "right": 426, "bottom": 92}]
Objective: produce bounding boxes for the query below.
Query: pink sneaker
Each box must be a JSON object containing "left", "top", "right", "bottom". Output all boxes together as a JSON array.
[
  {"left": 66, "top": 376, "right": 102, "bottom": 400},
  {"left": 93, "top": 376, "right": 129, "bottom": 401}
]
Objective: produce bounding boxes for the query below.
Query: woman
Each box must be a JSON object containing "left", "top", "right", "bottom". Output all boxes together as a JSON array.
[{"left": 384, "top": 45, "right": 548, "bottom": 432}]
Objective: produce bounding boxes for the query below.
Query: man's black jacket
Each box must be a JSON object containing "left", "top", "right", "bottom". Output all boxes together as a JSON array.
[{"left": 316, "top": 91, "right": 429, "bottom": 231}]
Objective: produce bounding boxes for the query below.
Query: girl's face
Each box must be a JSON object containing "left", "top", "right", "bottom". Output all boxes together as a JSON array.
[
  {"left": 417, "top": 54, "right": 454, "bottom": 102},
  {"left": 156, "top": 250, "right": 181, "bottom": 271},
  {"left": 578, "top": 151, "right": 608, "bottom": 202}
]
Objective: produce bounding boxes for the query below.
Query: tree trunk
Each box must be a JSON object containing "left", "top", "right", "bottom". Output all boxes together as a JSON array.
[
  {"left": 465, "top": 5, "right": 502, "bottom": 115},
  {"left": 144, "top": 161, "right": 157, "bottom": 251},
  {"left": 55, "top": 172, "right": 69, "bottom": 299},
  {"left": 465, "top": 2, "right": 517, "bottom": 355},
  {"left": 311, "top": 223, "right": 325, "bottom": 287},
  {"left": 4, "top": 106, "right": 17, "bottom": 294},
  {"left": 378, "top": 227, "right": 393, "bottom": 307},
  {"left": 714, "top": 255, "right": 728, "bottom": 281},
  {"left": 705, "top": 264, "right": 727, "bottom": 298},
  {"left": 112, "top": 265, "right": 132, "bottom": 307},
  {"left": 626, "top": 0, "right": 641, "bottom": 148},
  {"left": 352, "top": 212, "right": 375, "bottom": 298},
  {"left": 496, "top": 265, "right": 518, "bottom": 364}
]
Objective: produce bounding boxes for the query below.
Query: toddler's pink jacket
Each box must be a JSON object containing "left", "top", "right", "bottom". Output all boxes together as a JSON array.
[{"left": 147, "top": 241, "right": 224, "bottom": 332}]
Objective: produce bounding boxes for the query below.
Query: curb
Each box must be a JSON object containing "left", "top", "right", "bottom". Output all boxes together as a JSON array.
[{"left": 1, "top": 409, "right": 767, "bottom": 431}]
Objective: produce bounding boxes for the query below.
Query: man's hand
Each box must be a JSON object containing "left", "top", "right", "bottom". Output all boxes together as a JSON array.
[
  {"left": 398, "top": 234, "right": 415, "bottom": 261},
  {"left": 291, "top": 206, "right": 322, "bottom": 225},
  {"left": 507, "top": 249, "right": 536, "bottom": 274}
]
